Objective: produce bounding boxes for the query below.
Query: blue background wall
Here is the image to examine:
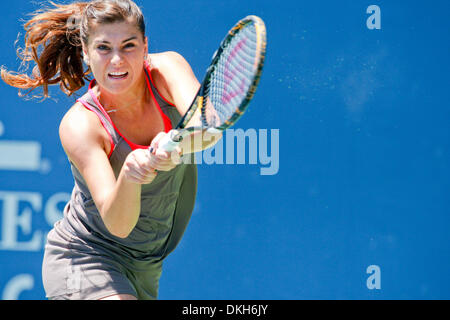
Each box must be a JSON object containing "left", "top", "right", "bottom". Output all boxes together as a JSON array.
[{"left": 0, "top": 0, "right": 449, "bottom": 299}]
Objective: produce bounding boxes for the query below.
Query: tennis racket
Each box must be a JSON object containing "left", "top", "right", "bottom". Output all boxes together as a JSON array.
[{"left": 157, "top": 15, "right": 267, "bottom": 152}]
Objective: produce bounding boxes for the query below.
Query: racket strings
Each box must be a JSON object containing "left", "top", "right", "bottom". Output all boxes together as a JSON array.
[{"left": 204, "top": 23, "right": 259, "bottom": 127}]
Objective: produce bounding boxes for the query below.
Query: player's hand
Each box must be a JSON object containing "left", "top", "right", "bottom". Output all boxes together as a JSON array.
[
  {"left": 122, "top": 133, "right": 181, "bottom": 184},
  {"left": 122, "top": 148, "right": 158, "bottom": 185},
  {"left": 148, "top": 132, "right": 182, "bottom": 171}
]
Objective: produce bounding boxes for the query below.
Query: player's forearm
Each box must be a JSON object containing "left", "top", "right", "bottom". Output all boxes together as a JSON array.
[{"left": 99, "top": 170, "right": 141, "bottom": 239}]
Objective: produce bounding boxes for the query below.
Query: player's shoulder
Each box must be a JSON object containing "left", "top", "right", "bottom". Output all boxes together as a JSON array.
[
  {"left": 147, "top": 51, "right": 192, "bottom": 75},
  {"left": 148, "top": 51, "right": 188, "bottom": 64},
  {"left": 59, "top": 101, "right": 106, "bottom": 149},
  {"left": 147, "top": 51, "right": 197, "bottom": 105},
  {"left": 60, "top": 101, "right": 94, "bottom": 133}
]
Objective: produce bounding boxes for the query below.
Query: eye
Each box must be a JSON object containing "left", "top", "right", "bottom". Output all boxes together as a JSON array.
[
  {"left": 123, "top": 43, "right": 136, "bottom": 49},
  {"left": 97, "top": 45, "right": 110, "bottom": 51}
]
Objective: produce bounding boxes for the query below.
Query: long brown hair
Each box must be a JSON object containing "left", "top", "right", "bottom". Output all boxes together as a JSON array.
[{"left": 0, "top": 0, "right": 145, "bottom": 99}]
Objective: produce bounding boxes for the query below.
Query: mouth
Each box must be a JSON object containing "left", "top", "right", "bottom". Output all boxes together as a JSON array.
[{"left": 108, "top": 71, "right": 129, "bottom": 80}]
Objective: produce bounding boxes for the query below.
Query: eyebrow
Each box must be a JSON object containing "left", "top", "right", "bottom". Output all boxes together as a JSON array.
[{"left": 94, "top": 36, "right": 138, "bottom": 44}]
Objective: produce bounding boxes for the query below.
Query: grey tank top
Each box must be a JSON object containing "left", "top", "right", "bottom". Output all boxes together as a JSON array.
[{"left": 60, "top": 63, "right": 197, "bottom": 272}]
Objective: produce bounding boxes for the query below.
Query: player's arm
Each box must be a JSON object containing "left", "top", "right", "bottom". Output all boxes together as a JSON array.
[
  {"left": 149, "top": 52, "right": 222, "bottom": 154},
  {"left": 59, "top": 104, "right": 156, "bottom": 238}
]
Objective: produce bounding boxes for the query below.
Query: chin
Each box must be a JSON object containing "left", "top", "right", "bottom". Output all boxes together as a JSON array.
[{"left": 103, "top": 76, "right": 134, "bottom": 94}]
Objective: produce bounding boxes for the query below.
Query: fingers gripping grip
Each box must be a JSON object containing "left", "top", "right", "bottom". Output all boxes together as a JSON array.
[{"left": 156, "top": 130, "right": 181, "bottom": 152}]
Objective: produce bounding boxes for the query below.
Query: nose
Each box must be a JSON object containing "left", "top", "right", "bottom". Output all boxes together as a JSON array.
[{"left": 110, "top": 51, "right": 124, "bottom": 66}]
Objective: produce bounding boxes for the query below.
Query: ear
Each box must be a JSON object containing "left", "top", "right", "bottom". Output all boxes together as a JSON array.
[{"left": 144, "top": 36, "right": 148, "bottom": 58}]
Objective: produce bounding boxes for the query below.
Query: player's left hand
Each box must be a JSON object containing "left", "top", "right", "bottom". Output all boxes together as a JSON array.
[{"left": 148, "top": 132, "right": 182, "bottom": 171}]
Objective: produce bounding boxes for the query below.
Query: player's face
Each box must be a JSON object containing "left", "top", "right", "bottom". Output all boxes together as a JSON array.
[{"left": 83, "top": 20, "right": 148, "bottom": 95}]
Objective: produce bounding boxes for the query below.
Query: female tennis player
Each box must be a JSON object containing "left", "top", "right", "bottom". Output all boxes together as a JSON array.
[{"left": 1, "top": 0, "right": 221, "bottom": 300}]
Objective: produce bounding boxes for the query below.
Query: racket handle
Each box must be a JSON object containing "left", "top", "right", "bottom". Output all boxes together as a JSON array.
[
  {"left": 206, "top": 127, "right": 222, "bottom": 134},
  {"left": 157, "top": 130, "right": 181, "bottom": 152}
]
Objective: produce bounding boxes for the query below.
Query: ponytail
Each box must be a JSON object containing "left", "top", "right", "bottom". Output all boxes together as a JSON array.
[{"left": 1, "top": 2, "right": 90, "bottom": 99}]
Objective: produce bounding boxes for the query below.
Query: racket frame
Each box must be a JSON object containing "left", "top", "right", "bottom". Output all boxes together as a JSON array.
[{"left": 158, "top": 15, "right": 267, "bottom": 151}]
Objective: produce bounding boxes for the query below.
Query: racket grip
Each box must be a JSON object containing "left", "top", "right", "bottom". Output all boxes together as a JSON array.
[
  {"left": 157, "top": 130, "right": 181, "bottom": 152},
  {"left": 206, "top": 127, "right": 222, "bottom": 134}
]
